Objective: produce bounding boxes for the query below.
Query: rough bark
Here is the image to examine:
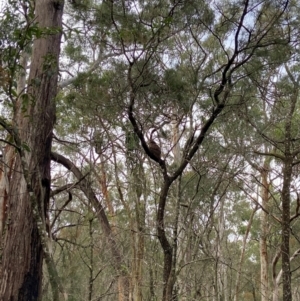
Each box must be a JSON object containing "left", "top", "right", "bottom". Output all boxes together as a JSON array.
[
  {"left": 0, "top": 145, "right": 15, "bottom": 240},
  {"left": 0, "top": 50, "right": 28, "bottom": 241},
  {"left": 0, "top": 1, "right": 63, "bottom": 300}
]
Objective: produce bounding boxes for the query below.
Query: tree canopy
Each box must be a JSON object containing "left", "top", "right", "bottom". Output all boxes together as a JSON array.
[{"left": 1, "top": 1, "right": 300, "bottom": 301}]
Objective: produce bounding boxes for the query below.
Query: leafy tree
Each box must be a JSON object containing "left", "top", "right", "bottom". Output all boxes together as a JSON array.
[
  {"left": 0, "top": 0, "right": 64, "bottom": 299},
  {"left": 0, "top": 1, "right": 298, "bottom": 301}
]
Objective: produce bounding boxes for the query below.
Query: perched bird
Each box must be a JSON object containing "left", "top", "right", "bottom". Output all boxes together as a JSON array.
[{"left": 148, "top": 139, "right": 161, "bottom": 159}]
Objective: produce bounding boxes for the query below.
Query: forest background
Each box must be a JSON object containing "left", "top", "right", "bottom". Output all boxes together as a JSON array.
[{"left": 0, "top": 1, "right": 300, "bottom": 301}]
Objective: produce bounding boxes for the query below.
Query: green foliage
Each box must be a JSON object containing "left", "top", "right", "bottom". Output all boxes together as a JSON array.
[
  {"left": 164, "top": 68, "right": 188, "bottom": 102},
  {"left": 125, "top": 128, "right": 140, "bottom": 152},
  {"left": 64, "top": 42, "right": 88, "bottom": 63},
  {"left": 25, "top": 0, "right": 300, "bottom": 300}
]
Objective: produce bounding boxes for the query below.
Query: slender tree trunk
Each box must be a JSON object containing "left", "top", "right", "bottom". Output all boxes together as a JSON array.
[
  {"left": 272, "top": 250, "right": 281, "bottom": 301},
  {"left": 51, "top": 152, "right": 130, "bottom": 300},
  {"left": 0, "top": 1, "right": 64, "bottom": 300},
  {"left": 99, "top": 156, "right": 131, "bottom": 301},
  {"left": 169, "top": 121, "right": 181, "bottom": 301},
  {"left": 234, "top": 204, "right": 258, "bottom": 301},
  {"left": 170, "top": 176, "right": 181, "bottom": 301},
  {"left": 260, "top": 163, "right": 270, "bottom": 301},
  {"left": 157, "top": 179, "right": 173, "bottom": 301},
  {"left": 88, "top": 217, "right": 94, "bottom": 301},
  {"left": 126, "top": 159, "right": 146, "bottom": 301},
  {"left": 281, "top": 77, "right": 298, "bottom": 301},
  {"left": 281, "top": 158, "right": 293, "bottom": 301},
  {"left": 216, "top": 198, "right": 226, "bottom": 301},
  {"left": 272, "top": 248, "right": 300, "bottom": 301},
  {"left": 131, "top": 201, "right": 145, "bottom": 301}
]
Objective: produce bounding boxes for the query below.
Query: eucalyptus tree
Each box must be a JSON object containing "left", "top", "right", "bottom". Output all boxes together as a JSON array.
[
  {"left": 121, "top": 1, "right": 290, "bottom": 300},
  {"left": 243, "top": 65, "right": 300, "bottom": 301},
  {"left": 227, "top": 18, "right": 300, "bottom": 301},
  {"left": 0, "top": 0, "right": 292, "bottom": 300},
  {"left": 0, "top": 0, "right": 64, "bottom": 300},
  {"left": 51, "top": 1, "right": 292, "bottom": 301}
]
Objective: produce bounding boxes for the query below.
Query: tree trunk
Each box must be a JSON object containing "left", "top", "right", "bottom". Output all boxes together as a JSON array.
[
  {"left": 0, "top": 145, "right": 15, "bottom": 240},
  {"left": 234, "top": 204, "right": 258, "bottom": 301},
  {"left": 216, "top": 197, "right": 226, "bottom": 301},
  {"left": 51, "top": 151, "right": 130, "bottom": 300},
  {"left": 260, "top": 163, "right": 270, "bottom": 301},
  {"left": 0, "top": 1, "right": 63, "bottom": 300},
  {"left": 157, "top": 179, "right": 173, "bottom": 301},
  {"left": 281, "top": 74, "right": 298, "bottom": 301},
  {"left": 281, "top": 158, "right": 292, "bottom": 301},
  {"left": 131, "top": 165, "right": 146, "bottom": 301},
  {"left": 0, "top": 49, "right": 28, "bottom": 241}
]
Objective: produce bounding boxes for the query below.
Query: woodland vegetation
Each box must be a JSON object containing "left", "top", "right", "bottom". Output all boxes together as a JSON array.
[{"left": 0, "top": 0, "right": 300, "bottom": 301}]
